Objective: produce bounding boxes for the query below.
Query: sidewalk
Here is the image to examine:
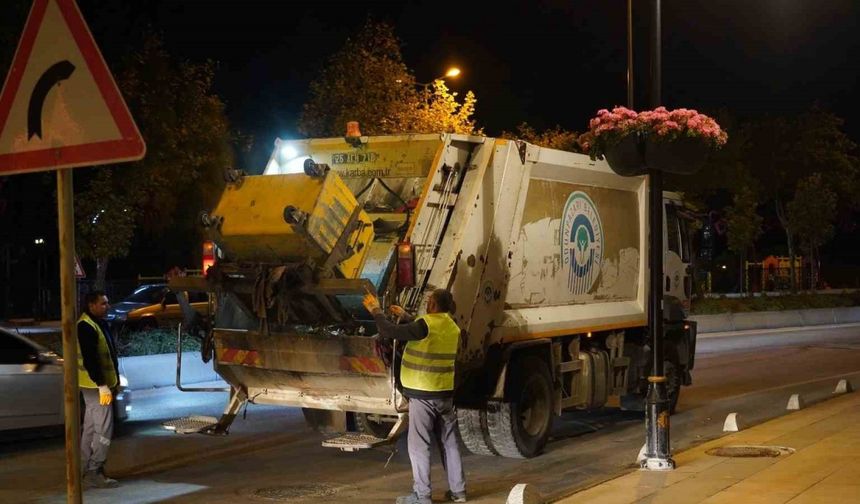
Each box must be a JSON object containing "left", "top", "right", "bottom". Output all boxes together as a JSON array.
[{"left": 555, "top": 391, "right": 860, "bottom": 504}]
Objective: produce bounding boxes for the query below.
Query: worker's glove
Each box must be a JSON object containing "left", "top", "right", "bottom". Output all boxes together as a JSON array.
[
  {"left": 387, "top": 305, "right": 406, "bottom": 320},
  {"left": 362, "top": 293, "right": 382, "bottom": 315},
  {"left": 98, "top": 385, "right": 113, "bottom": 406}
]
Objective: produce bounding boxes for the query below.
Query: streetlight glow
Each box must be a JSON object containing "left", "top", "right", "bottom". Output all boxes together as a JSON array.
[{"left": 416, "top": 67, "right": 463, "bottom": 88}]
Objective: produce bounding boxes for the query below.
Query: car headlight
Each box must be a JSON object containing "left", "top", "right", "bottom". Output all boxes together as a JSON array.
[{"left": 119, "top": 374, "right": 129, "bottom": 387}]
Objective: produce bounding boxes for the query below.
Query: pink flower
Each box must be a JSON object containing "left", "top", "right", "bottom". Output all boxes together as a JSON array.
[{"left": 585, "top": 105, "right": 728, "bottom": 159}]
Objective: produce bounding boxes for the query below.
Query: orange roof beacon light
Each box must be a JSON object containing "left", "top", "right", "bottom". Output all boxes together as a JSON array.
[
  {"left": 346, "top": 121, "right": 362, "bottom": 138},
  {"left": 202, "top": 240, "right": 216, "bottom": 275}
]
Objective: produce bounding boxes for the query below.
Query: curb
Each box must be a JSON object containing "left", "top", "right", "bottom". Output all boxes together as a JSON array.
[{"left": 691, "top": 306, "right": 860, "bottom": 334}]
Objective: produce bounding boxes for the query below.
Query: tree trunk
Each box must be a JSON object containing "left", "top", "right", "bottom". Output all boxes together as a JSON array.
[
  {"left": 788, "top": 237, "right": 797, "bottom": 293},
  {"left": 95, "top": 257, "right": 110, "bottom": 291},
  {"left": 740, "top": 250, "right": 747, "bottom": 296},
  {"left": 774, "top": 198, "right": 797, "bottom": 293},
  {"left": 811, "top": 246, "right": 819, "bottom": 290}
]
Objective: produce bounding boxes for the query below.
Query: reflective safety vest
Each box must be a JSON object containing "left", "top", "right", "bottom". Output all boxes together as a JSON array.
[
  {"left": 77, "top": 313, "right": 118, "bottom": 389},
  {"left": 400, "top": 313, "right": 460, "bottom": 392}
]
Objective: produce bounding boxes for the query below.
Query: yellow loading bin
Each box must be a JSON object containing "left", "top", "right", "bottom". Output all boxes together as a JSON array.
[{"left": 210, "top": 171, "right": 374, "bottom": 278}]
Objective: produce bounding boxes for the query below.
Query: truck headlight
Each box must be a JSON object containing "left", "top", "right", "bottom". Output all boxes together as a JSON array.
[{"left": 119, "top": 375, "right": 129, "bottom": 387}]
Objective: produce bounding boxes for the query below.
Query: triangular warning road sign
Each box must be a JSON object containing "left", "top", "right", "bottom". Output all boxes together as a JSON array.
[
  {"left": 74, "top": 254, "right": 85, "bottom": 279},
  {"left": 0, "top": 0, "right": 145, "bottom": 175}
]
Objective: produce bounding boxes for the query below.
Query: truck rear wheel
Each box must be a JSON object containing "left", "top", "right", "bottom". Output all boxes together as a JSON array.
[
  {"left": 456, "top": 407, "right": 497, "bottom": 456},
  {"left": 354, "top": 412, "right": 396, "bottom": 438},
  {"left": 487, "top": 356, "right": 553, "bottom": 458}
]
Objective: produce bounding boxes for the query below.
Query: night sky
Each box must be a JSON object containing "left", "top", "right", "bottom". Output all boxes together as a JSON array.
[
  {"left": 67, "top": 0, "right": 860, "bottom": 168},
  {"left": 1, "top": 0, "right": 859, "bottom": 314}
]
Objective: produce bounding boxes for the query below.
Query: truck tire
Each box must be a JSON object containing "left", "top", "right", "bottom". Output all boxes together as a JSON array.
[
  {"left": 486, "top": 356, "right": 553, "bottom": 458},
  {"left": 301, "top": 408, "right": 346, "bottom": 435},
  {"left": 354, "top": 412, "right": 395, "bottom": 439},
  {"left": 456, "top": 407, "right": 497, "bottom": 456}
]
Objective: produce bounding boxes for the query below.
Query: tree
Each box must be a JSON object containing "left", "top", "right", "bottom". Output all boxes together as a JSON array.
[
  {"left": 409, "top": 80, "right": 479, "bottom": 135},
  {"left": 501, "top": 123, "right": 582, "bottom": 152},
  {"left": 724, "top": 184, "right": 762, "bottom": 294},
  {"left": 744, "top": 107, "right": 858, "bottom": 291},
  {"left": 73, "top": 34, "right": 233, "bottom": 283},
  {"left": 75, "top": 169, "right": 137, "bottom": 289},
  {"left": 787, "top": 173, "right": 838, "bottom": 289},
  {"left": 299, "top": 20, "right": 478, "bottom": 137},
  {"left": 118, "top": 35, "right": 231, "bottom": 236}
]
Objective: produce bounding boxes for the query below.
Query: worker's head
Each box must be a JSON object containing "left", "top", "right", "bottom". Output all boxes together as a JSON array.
[
  {"left": 426, "top": 289, "right": 455, "bottom": 314},
  {"left": 84, "top": 290, "right": 110, "bottom": 319}
]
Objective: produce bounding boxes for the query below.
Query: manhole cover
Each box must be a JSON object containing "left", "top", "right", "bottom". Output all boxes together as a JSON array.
[
  {"left": 706, "top": 445, "right": 794, "bottom": 458},
  {"left": 251, "top": 484, "right": 340, "bottom": 501}
]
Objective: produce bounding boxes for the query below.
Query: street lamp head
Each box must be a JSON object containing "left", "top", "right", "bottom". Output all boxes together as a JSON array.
[{"left": 445, "top": 67, "right": 461, "bottom": 78}]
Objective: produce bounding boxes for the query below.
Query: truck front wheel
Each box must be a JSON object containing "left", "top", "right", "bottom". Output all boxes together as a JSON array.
[{"left": 486, "top": 356, "right": 553, "bottom": 458}]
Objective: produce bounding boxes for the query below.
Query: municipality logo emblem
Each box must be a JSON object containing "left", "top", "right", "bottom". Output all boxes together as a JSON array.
[{"left": 561, "top": 191, "right": 603, "bottom": 295}]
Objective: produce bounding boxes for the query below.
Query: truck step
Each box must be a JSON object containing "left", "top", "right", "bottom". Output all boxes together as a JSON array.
[
  {"left": 162, "top": 415, "right": 219, "bottom": 434},
  {"left": 321, "top": 432, "right": 390, "bottom": 452}
]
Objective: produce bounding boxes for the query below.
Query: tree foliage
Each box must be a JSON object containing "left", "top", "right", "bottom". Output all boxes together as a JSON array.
[
  {"left": 742, "top": 107, "right": 858, "bottom": 289},
  {"left": 501, "top": 122, "right": 582, "bottom": 152},
  {"left": 410, "top": 80, "right": 478, "bottom": 135},
  {"left": 725, "top": 184, "right": 762, "bottom": 257},
  {"left": 73, "top": 34, "right": 233, "bottom": 281},
  {"left": 298, "top": 20, "right": 478, "bottom": 137},
  {"left": 787, "top": 173, "right": 838, "bottom": 287},
  {"left": 75, "top": 169, "right": 137, "bottom": 288},
  {"left": 118, "top": 35, "right": 231, "bottom": 234}
]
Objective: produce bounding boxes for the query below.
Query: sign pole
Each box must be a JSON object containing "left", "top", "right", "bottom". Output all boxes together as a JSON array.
[{"left": 57, "top": 167, "right": 82, "bottom": 503}]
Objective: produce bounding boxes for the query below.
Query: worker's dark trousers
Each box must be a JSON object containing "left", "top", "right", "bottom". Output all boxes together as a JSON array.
[
  {"left": 80, "top": 388, "right": 113, "bottom": 473},
  {"left": 407, "top": 397, "right": 466, "bottom": 499}
]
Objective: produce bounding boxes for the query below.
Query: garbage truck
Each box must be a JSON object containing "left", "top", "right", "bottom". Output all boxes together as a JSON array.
[{"left": 167, "top": 132, "right": 697, "bottom": 459}]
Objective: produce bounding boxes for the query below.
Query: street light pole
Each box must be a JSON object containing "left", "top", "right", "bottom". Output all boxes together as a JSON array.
[
  {"left": 642, "top": 0, "right": 674, "bottom": 471},
  {"left": 627, "top": 0, "right": 634, "bottom": 109},
  {"left": 416, "top": 67, "right": 461, "bottom": 88}
]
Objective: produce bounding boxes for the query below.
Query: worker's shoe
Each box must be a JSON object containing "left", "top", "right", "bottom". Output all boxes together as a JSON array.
[
  {"left": 446, "top": 490, "right": 467, "bottom": 502},
  {"left": 395, "top": 493, "right": 432, "bottom": 504},
  {"left": 83, "top": 469, "right": 118, "bottom": 489}
]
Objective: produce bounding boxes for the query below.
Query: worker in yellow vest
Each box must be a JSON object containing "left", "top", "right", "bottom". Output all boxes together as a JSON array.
[
  {"left": 78, "top": 290, "right": 120, "bottom": 489},
  {"left": 363, "top": 288, "right": 466, "bottom": 504}
]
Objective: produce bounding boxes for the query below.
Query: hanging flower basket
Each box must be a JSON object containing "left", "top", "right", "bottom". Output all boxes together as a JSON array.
[
  {"left": 584, "top": 106, "right": 727, "bottom": 176},
  {"left": 604, "top": 132, "right": 647, "bottom": 176},
  {"left": 645, "top": 135, "right": 711, "bottom": 175}
]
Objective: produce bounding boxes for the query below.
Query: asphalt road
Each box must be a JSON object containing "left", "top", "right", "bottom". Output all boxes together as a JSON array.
[{"left": 3, "top": 323, "right": 860, "bottom": 503}]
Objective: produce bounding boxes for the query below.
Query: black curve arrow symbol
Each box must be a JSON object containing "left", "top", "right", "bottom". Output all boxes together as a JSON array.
[{"left": 28, "top": 60, "right": 76, "bottom": 140}]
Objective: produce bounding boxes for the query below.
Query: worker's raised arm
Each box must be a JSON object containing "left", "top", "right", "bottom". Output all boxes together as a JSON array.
[
  {"left": 372, "top": 313, "right": 428, "bottom": 341},
  {"left": 363, "top": 292, "right": 427, "bottom": 341}
]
